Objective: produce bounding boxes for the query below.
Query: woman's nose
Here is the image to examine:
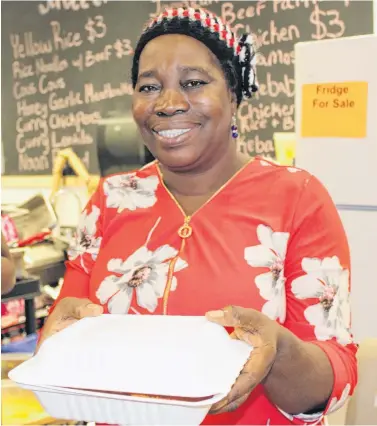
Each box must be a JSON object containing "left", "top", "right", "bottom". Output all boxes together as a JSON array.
[{"left": 154, "top": 88, "right": 189, "bottom": 117}]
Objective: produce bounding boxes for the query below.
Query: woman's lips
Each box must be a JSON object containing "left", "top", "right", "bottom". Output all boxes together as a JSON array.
[
  {"left": 152, "top": 125, "right": 200, "bottom": 148},
  {"left": 157, "top": 128, "right": 191, "bottom": 138}
]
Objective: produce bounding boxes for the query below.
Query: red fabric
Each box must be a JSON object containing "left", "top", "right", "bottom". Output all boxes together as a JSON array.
[{"left": 51, "top": 157, "right": 357, "bottom": 425}]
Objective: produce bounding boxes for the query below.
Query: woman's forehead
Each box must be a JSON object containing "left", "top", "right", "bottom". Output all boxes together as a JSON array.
[{"left": 138, "top": 34, "right": 220, "bottom": 73}]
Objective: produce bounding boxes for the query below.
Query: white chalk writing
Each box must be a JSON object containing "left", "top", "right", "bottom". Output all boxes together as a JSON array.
[
  {"left": 19, "top": 153, "right": 50, "bottom": 171},
  {"left": 50, "top": 21, "right": 83, "bottom": 51},
  {"left": 12, "top": 61, "right": 35, "bottom": 79},
  {"left": 257, "top": 49, "right": 295, "bottom": 67},
  {"left": 220, "top": 0, "right": 349, "bottom": 158},
  {"left": 4, "top": 0, "right": 355, "bottom": 171},
  {"left": 49, "top": 91, "right": 83, "bottom": 111},
  {"left": 38, "top": 1, "right": 108, "bottom": 16},
  {"left": 51, "top": 129, "right": 94, "bottom": 149},
  {"left": 35, "top": 55, "right": 69, "bottom": 76},
  {"left": 84, "top": 82, "right": 133, "bottom": 104},
  {"left": 7, "top": 9, "right": 133, "bottom": 173},
  {"left": 310, "top": 6, "right": 346, "bottom": 40},
  {"left": 85, "top": 15, "right": 107, "bottom": 44},
  {"left": 150, "top": 0, "right": 220, "bottom": 18},
  {"left": 49, "top": 111, "right": 101, "bottom": 133},
  {"left": 10, "top": 33, "right": 52, "bottom": 60}
]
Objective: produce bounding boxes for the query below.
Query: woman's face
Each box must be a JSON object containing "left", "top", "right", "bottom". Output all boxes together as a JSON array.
[{"left": 132, "top": 34, "right": 236, "bottom": 171}]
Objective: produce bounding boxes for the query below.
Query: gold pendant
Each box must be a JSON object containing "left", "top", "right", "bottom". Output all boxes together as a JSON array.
[
  {"left": 178, "top": 223, "right": 193, "bottom": 239},
  {"left": 178, "top": 217, "right": 192, "bottom": 239}
]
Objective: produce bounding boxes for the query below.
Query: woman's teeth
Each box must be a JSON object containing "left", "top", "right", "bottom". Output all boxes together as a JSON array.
[{"left": 157, "top": 129, "right": 191, "bottom": 138}]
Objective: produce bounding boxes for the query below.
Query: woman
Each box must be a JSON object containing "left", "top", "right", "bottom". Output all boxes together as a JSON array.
[{"left": 39, "top": 7, "right": 357, "bottom": 425}]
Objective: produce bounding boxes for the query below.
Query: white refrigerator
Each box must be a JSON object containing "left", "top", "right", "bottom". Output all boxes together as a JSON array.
[{"left": 294, "top": 34, "right": 377, "bottom": 343}]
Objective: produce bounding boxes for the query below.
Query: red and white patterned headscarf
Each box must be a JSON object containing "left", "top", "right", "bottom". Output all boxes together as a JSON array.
[{"left": 140, "top": 7, "right": 258, "bottom": 101}]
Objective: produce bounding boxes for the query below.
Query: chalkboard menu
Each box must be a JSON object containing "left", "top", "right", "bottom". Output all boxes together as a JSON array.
[{"left": 1, "top": 0, "right": 373, "bottom": 176}]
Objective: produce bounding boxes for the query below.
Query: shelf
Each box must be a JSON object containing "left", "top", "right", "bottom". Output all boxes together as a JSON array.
[
  {"left": 2, "top": 277, "right": 41, "bottom": 302},
  {"left": 2, "top": 277, "right": 41, "bottom": 336}
]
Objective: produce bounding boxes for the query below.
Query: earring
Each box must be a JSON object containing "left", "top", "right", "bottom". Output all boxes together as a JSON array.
[{"left": 231, "top": 115, "right": 238, "bottom": 139}]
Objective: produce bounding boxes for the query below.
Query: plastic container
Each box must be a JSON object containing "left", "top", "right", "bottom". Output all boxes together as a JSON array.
[
  {"left": 16, "top": 384, "right": 224, "bottom": 425},
  {"left": 9, "top": 315, "right": 252, "bottom": 425}
]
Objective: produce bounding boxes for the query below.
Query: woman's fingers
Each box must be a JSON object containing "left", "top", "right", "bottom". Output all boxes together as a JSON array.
[
  {"left": 35, "top": 298, "right": 103, "bottom": 353},
  {"left": 58, "top": 297, "right": 103, "bottom": 320}
]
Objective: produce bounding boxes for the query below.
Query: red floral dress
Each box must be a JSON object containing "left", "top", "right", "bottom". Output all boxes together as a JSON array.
[{"left": 52, "top": 157, "right": 357, "bottom": 425}]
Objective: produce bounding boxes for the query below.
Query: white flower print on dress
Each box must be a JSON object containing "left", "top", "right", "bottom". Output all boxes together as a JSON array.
[
  {"left": 278, "top": 405, "right": 324, "bottom": 424},
  {"left": 327, "top": 383, "right": 351, "bottom": 414},
  {"left": 104, "top": 173, "right": 159, "bottom": 212},
  {"left": 68, "top": 205, "right": 102, "bottom": 272},
  {"left": 291, "top": 256, "right": 352, "bottom": 345},
  {"left": 96, "top": 245, "right": 187, "bottom": 314},
  {"left": 96, "top": 218, "right": 188, "bottom": 314},
  {"left": 244, "top": 225, "right": 290, "bottom": 322},
  {"left": 274, "top": 385, "right": 350, "bottom": 424}
]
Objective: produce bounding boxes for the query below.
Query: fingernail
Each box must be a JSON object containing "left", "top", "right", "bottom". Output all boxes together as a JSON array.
[{"left": 206, "top": 310, "right": 224, "bottom": 319}]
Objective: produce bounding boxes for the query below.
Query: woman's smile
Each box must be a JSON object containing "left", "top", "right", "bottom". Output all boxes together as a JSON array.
[{"left": 152, "top": 124, "right": 201, "bottom": 148}]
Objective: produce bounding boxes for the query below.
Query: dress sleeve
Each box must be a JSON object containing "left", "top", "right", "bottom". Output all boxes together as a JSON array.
[
  {"left": 49, "top": 180, "right": 105, "bottom": 313},
  {"left": 280, "top": 174, "right": 358, "bottom": 424}
]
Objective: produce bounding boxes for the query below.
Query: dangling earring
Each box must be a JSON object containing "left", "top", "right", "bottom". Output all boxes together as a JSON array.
[{"left": 231, "top": 115, "right": 238, "bottom": 139}]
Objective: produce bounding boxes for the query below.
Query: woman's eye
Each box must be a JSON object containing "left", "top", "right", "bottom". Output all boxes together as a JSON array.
[
  {"left": 139, "top": 85, "right": 159, "bottom": 93},
  {"left": 183, "top": 80, "right": 207, "bottom": 89}
]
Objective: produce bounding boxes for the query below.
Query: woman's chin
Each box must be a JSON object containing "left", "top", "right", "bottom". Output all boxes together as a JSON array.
[
  {"left": 157, "top": 155, "right": 198, "bottom": 172},
  {"left": 155, "top": 148, "right": 201, "bottom": 172}
]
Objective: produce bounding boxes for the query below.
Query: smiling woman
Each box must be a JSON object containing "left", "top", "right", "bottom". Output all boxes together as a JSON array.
[
  {"left": 39, "top": 6, "right": 357, "bottom": 426},
  {"left": 130, "top": 9, "right": 257, "bottom": 178},
  {"left": 132, "top": 34, "right": 237, "bottom": 173}
]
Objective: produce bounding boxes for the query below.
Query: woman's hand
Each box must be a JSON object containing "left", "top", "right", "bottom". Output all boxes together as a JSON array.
[
  {"left": 36, "top": 297, "right": 103, "bottom": 353},
  {"left": 205, "top": 305, "right": 279, "bottom": 414}
]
